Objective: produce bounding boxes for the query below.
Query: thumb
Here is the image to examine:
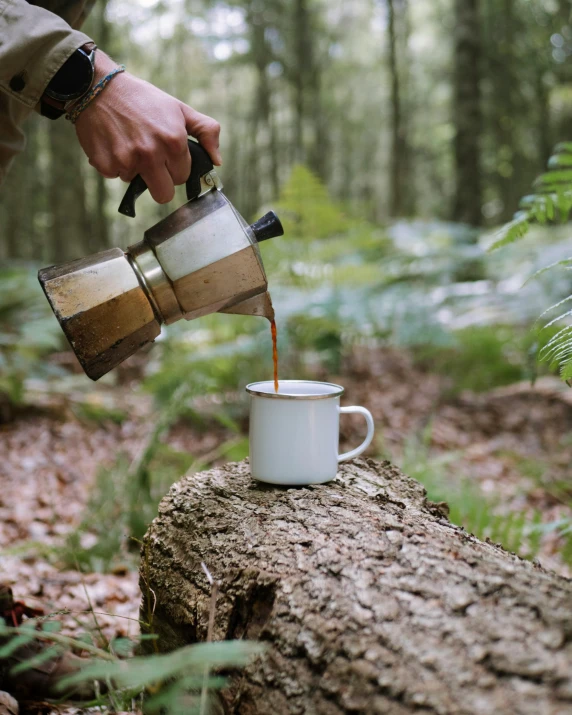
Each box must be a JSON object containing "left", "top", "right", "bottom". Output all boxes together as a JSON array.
[{"left": 180, "top": 104, "right": 222, "bottom": 166}]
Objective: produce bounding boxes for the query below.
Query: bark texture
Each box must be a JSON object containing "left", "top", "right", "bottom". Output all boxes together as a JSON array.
[{"left": 141, "top": 458, "right": 572, "bottom": 715}]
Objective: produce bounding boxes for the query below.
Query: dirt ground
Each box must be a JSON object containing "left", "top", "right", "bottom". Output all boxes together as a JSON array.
[{"left": 1, "top": 347, "right": 571, "bottom": 711}]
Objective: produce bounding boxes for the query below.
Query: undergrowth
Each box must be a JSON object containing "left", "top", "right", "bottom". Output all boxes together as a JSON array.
[
  {"left": 383, "top": 429, "right": 572, "bottom": 566},
  {"left": 0, "top": 610, "right": 262, "bottom": 713},
  {"left": 60, "top": 383, "right": 249, "bottom": 573},
  {"left": 414, "top": 324, "right": 562, "bottom": 393}
]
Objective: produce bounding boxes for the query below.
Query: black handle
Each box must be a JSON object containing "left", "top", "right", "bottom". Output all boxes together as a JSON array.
[
  {"left": 250, "top": 211, "right": 284, "bottom": 242},
  {"left": 118, "top": 139, "right": 215, "bottom": 218}
]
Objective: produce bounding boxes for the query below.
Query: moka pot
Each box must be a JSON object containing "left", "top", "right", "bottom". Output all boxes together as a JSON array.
[{"left": 38, "top": 140, "right": 283, "bottom": 380}]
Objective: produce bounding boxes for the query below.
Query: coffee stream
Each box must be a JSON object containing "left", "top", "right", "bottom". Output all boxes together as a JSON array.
[{"left": 270, "top": 319, "right": 279, "bottom": 393}]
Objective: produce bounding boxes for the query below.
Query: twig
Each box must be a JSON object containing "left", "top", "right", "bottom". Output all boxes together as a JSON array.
[
  {"left": 74, "top": 610, "right": 150, "bottom": 627},
  {"left": 133, "top": 537, "right": 159, "bottom": 654},
  {"left": 74, "top": 555, "right": 109, "bottom": 651},
  {"left": 200, "top": 562, "right": 219, "bottom": 715},
  {"left": 0, "top": 624, "right": 116, "bottom": 661}
]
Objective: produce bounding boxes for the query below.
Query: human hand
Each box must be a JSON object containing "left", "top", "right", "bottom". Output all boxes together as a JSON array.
[{"left": 74, "top": 52, "right": 221, "bottom": 204}]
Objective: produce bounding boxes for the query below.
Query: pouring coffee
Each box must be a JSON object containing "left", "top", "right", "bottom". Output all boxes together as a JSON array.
[{"left": 38, "top": 139, "right": 284, "bottom": 381}]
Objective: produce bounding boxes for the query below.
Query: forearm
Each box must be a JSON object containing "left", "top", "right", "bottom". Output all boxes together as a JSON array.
[{"left": 0, "top": 0, "right": 92, "bottom": 108}]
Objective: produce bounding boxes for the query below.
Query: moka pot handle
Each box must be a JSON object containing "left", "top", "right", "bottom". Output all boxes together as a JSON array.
[{"left": 118, "top": 138, "right": 215, "bottom": 218}]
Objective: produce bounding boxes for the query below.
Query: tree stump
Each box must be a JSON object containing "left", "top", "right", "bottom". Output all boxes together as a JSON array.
[{"left": 140, "top": 458, "right": 572, "bottom": 715}]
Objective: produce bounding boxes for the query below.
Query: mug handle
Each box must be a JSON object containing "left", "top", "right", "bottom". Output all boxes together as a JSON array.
[{"left": 338, "top": 406, "right": 375, "bottom": 462}]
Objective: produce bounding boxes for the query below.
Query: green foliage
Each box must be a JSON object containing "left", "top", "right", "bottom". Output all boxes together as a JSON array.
[
  {"left": 73, "top": 399, "right": 128, "bottom": 425},
  {"left": 0, "top": 266, "right": 65, "bottom": 404},
  {"left": 387, "top": 431, "right": 548, "bottom": 562},
  {"left": 492, "top": 142, "right": 572, "bottom": 382},
  {"left": 143, "top": 337, "right": 260, "bottom": 408},
  {"left": 416, "top": 326, "right": 522, "bottom": 393},
  {"left": 285, "top": 312, "right": 345, "bottom": 374},
  {"left": 270, "top": 164, "right": 349, "bottom": 239},
  {"left": 416, "top": 324, "right": 562, "bottom": 394},
  {"left": 61, "top": 384, "right": 197, "bottom": 571},
  {"left": 490, "top": 212, "right": 531, "bottom": 250},
  {"left": 0, "top": 618, "right": 263, "bottom": 714},
  {"left": 499, "top": 451, "right": 572, "bottom": 564},
  {"left": 491, "top": 143, "right": 572, "bottom": 250},
  {"left": 61, "top": 379, "right": 249, "bottom": 573}
]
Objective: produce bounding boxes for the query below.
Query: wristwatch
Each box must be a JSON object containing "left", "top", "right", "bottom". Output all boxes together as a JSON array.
[{"left": 40, "top": 42, "right": 97, "bottom": 120}]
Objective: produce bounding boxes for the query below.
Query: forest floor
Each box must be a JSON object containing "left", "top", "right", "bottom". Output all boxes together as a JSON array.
[{"left": 1, "top": 346, "right": 572, "bottom": 712}]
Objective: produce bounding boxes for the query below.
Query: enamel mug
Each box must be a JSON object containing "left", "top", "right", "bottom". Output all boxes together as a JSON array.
[{"left": 246, "top": 380, "right": 375, "bottom": 485}]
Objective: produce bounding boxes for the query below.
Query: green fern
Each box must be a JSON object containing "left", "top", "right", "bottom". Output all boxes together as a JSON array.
[
  {"left": 522, "top": 257, "right": 572, "bottom": 286},
  {"left": 491, "top": 211, "right": 531, "bottom": 249},
  {"left": 491, "top": 142, "right": 572, "bottom": 249},
  {"left": 492, "top": 142, "right": 572, "bottom": 382},
  {"left": 0, "top": 618, "right": 262, "bottom": 713}
]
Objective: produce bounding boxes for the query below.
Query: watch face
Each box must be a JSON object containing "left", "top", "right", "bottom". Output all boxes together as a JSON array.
[{"left": 45, "top": 47, "right": 95, "bottom": 102}]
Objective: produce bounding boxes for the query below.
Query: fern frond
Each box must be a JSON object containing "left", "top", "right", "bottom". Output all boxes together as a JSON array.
[
  {"left": 553, "top": 141, "right": 572, "bottom": 154},
  {"left": 535, "top": 293, "right": 572, "bottom": 322},
  {"left": 523, "top": 258, "right": 572, "bottom": 286},
  {"left": 548, "top": 152, "right": 572, "bottom": 168},
  {"left": 493, "top": 143, "right": 572, "bottom": 253},
  {"left": 534, "top": 169, "right": 572, "bottom": 188},
  {"left": 556, "top": 190, "right": 572, "bottom": 219},
  {"left": 539, "top": 324, "right": 572, "bottom": 351},
  {"left": 495, "top": 141, "right": 572, "bottom": 382},
  {"left": 561, "top": 361, "right": 572, "bottom": 381},
  {"left": 538, "top": 326, "right": 572, "bottom": 377},
  {"left": 543, "top": 308, "right": 572, "bottom": 329},
  {"left": 489, "top": 212, "right": 530, "bottom": 250}
]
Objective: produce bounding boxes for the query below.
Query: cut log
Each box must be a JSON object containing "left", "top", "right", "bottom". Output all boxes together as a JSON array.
[{"left": 140, "top": 458, "right": 572, "bottom": 715}]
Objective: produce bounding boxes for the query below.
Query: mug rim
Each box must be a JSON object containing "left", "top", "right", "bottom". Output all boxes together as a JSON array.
[{"left": 246, "top": 379, "right": 344, "bottom": 400}]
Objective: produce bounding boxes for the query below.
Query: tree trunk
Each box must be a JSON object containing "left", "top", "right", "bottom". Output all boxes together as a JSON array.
[
  {"left": 536, "top": 67, "right": 552, "bottom": 172},
  {"left": 0, "top": 116, "right": 43, "bottom": 261},
  {"left": 141, "top": 458, "right": 572, "bottom": 715},
  {"left": 91, "top": 0, "right": 111, "bottom": 251},
  {"left": 387, "top": 0, "right": 407, "bottom": 218},
  {"left": 483, "top": 0, "right": 525, "bottom": 222},
  {"left": 48, "top": 120, "right": 91, "bottom": 261},
  {"left": 291, "top": 0, "right": 316, "bottom": 167},
  {"left": 452, "top": 0, "right": 483, "bottom": 226}
]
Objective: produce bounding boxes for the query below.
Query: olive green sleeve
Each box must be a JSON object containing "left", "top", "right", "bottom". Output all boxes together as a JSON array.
[{"left": 0, "top": 0, "right": 92, "bottom": 108}]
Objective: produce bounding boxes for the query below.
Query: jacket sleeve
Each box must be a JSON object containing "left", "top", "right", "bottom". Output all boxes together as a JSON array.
[{"left": 0, "top": 0, "right": 92, "bottom": 109}]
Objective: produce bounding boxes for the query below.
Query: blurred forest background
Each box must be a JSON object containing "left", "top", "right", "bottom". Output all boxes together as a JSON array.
[
  {"left": 3, "top": 0, "right": 572, "bottom": 257},
  {"left": 2, "top": 0, "right": 572, "bottom": 670}
]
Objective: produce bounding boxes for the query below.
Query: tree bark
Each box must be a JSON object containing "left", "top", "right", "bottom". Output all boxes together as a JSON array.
[
  {"left": 452, "top": 0, "right": 483, "bottom": 226},
  {"left": 141, "top": 458, "right": 572, "bottom": 715}
]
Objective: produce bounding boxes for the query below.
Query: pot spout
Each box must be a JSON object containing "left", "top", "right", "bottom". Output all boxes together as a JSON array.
[{"left": 219, "top": 291, "right": 275, "bottom": 321}]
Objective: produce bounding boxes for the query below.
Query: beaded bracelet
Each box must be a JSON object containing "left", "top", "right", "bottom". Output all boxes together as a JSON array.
[{"left": 66, "top": 65, "right": 126, "bottom": 124}]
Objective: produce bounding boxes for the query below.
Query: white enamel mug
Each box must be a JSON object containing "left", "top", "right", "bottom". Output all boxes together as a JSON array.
[{"left": 246, "top": 380, "right": 375, "bottom": 485}]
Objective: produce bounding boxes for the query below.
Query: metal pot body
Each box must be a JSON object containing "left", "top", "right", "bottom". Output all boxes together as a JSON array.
[
  {"left": 38, "top": 248, "right": 161, "bottom": 380},
  {"left": 129, "top": 190, "right": 267, "bottom": 323}
]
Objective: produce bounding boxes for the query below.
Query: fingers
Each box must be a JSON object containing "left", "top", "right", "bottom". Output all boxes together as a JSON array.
[
  {"left": 140, "top": 162, "right": 175, "bottom": 204},
  {"left": 165, "top": 135, "right": 192, "bottom": 186},
  {"left": 91, "top": 151, "right": 183, "bottom": 202},
  {"left": 79, "top": 91, "right": 220, "bottom": 204},
  {"left": 180, "top": 104, "right": 222, "bottom": 166}
]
